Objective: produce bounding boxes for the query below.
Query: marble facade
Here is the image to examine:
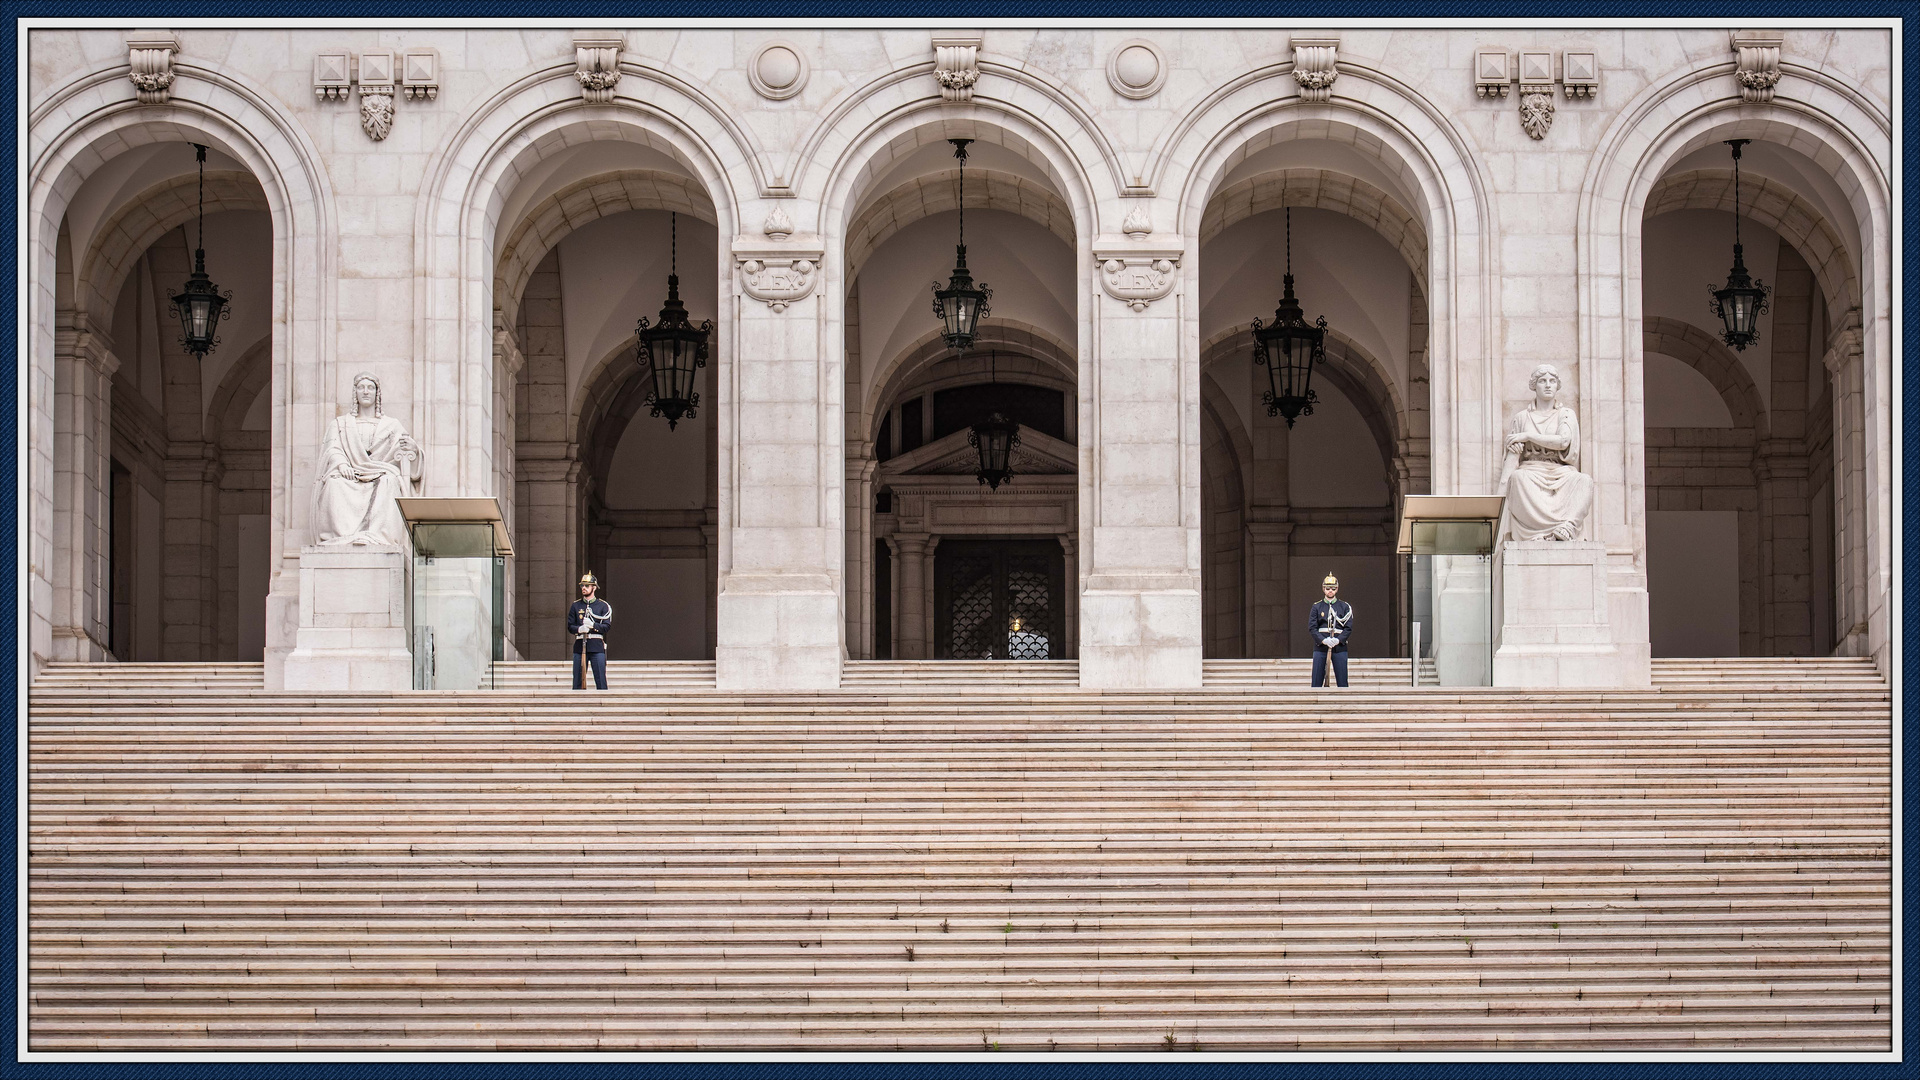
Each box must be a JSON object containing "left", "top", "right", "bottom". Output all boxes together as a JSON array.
[{"left": 24, "top": 24, "right": 1895, "bottom": 689}]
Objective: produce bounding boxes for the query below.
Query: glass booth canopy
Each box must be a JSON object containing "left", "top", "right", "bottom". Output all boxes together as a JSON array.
[
  {"left": 396, "top": 498, "right": 513, "bottom": 691},
  {"left": 1397, "top": 495, "right": 1503, "bottom": 687}
]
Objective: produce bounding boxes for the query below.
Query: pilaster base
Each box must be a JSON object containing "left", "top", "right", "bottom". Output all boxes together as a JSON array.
[
  {"left": 1078, "top": 581, "right": 1202, "bottom": 689},
  {"left": 715, "top": 575, "right": 841, "bottom": 690},
  {"left": 1492, "top": 541, "right": 1621, "bottom": 688},
  {"left": 282, "top": 546, "right": 413, "bottom": 691}
]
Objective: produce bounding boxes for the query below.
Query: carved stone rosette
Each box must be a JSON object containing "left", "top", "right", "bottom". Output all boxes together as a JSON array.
[
  {"left": 933, "top": 33, "right": 982, "bottom": 102},
  {"left": 1732, "top": 31, "right": 1785, "bottom": 103},
  {"left": 1290, "top": 37, "right": 1338, "bottom": 103},
  {"left": 1094, "top": 237, "right": 1182, "bottom": 313},
  {"left": 575, "top": 32, "right": 624, "bottom": 103},
  {"left": 126, "top": 31, "right": 179, "bottom": 104},
  {"left": 735, "top": 239, "right": 823, "bottom": 313}
]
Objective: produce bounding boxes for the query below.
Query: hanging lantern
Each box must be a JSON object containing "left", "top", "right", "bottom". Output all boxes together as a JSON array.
[
  {"left": 1251, "top": 207, "right": 1327, "bottom": 427},
  {"left": 1709, "top": 139, "right": 1772, "bottom": 352},
  {"left": 636, "top": 211, "right": 713, "bottom": 429},
  {"left": 969, "top": 412, "right": 1020, "bottom": 490},
  {"left": 931, "top": 138, "right": 991, "bottom": 350},
  {"left": 169, "top": 144, "right": 231, "bottom": 359}
]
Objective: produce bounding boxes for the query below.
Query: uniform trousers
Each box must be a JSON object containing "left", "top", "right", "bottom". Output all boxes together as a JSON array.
[
  {"left": 1312, "top": 646, "right": 1348, "bottom": 688},
  {"left": 573, "top": 646, "right": 607, "bottom": 689}
]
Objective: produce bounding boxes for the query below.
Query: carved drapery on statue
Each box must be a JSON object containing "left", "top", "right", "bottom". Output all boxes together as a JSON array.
[
  {"left": 1498, "top": 364, "right": 1592, "bottom": 542},
  {"left": 314, "top": 373, "right": 421, "bottom": 546}
]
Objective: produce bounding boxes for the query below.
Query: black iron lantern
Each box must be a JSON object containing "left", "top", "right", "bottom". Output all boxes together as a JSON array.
[
  {"left": 1709, "top": 139, "right": 1771, "bottom": 352},
  {"left": 636, "top": 211, "right": 712, "bottom": 429},
  {"left": 1251, "top": 207, "right": 1327, "bottom": 427},
  {"left": 969, "top": 412, "right": 1020, "bottom": 490},
  {"left": 169, "top": 144, "right": 231, "bottom": 359},
  {"left": 931, "top": 138, "right": 991, "bottom": 350}
]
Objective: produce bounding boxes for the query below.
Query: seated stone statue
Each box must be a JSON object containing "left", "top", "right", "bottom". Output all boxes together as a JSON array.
[
  {"left": 314, "top": 372, "right": 421, "bottom": 546},
  {"left": 1498, "top": 363, "right": 1592, "bottom": 542}
]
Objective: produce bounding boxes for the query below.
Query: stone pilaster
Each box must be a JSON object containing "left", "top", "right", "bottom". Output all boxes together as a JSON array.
[
  {"left": 1821, "top": 327, "right": 1870, "bottom": 658},
  {"left": 1082, "top": 230, "right": 1201, "bottom": 688},
  {"left": 718, "top": 232, "right": 840, "bottom": 688},
  {"left": 50, "top": 321, "right": 118, "bottom": 661},
  {"left": 891, "top": 532, "right": 930, "bottom": 660}
]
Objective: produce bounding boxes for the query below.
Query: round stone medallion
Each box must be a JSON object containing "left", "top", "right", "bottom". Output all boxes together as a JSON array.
[
  {"left": 749, "top": 41, "right": 808, "bottom": 100},
  {"left": 1106, "top": 39, "right": 1167, "bottom": 99}
]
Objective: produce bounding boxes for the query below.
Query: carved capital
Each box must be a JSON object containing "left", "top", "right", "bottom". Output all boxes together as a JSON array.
[
  {"left": 933, "top": 32, "right": 982, "bottom": 102},
  {"left": 574, "top": 31, "right": 624, "bottom": 103},
  {"left": 1094, "top": 238, "right": 1183, "bottom": 312},
  {"left": 1290, "top": 36, "right": 1338, "bottom": 102},
  {"left": 735, "top": 241, "right": 823, "bottom": 312},
  {"left": 1732, "top": 31, "right": 1785, "bottom": 103},
  {"left": 126, "top": 31, "right": 179, "bottom": 104}
]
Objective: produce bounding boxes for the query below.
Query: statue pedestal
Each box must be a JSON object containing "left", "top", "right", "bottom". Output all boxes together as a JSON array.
[
  {"left": 1492, "top": 540, "right": 1621, "bottom": 687},
  {"left": 282, "top": 545, "right": 413, "bottom": 691}
]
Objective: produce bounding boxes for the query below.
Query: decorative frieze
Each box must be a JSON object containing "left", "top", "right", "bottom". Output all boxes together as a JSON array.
[
  {"left": 126, "top": 31, "right": 179, "bottom": 104},
  {"left": 356, "top": 50, "right": 395, "bottom": 142},
  {"left": 400, "top": 48, "right": 439, "bottom": 100},
  {"left": 313, "top": 51, "right": 351, "bottom": 100},
  {"left": 1290, "top": 36, "right": 1338, "bottom": 102},
  {"left": 1732, "top": 31, "right": 1784, "bottom": 103},
  {"left": 932, "top": 32, "right": 982, "bottom": 102},
  {"left": 735, "top": 239, "right": 822, "bottom": 313},
  {"left": 1474, "top": 49, "right": 1511, "bottom": 98},
  {"left": 574, "top": 31, "right": 624, "bottom": 103},
  {"left": 1094, "top": 232, "right": 1181, "bottom": 312},
  {"left": 1474, "top": 48, "right": 1599, "bottom": 139}
]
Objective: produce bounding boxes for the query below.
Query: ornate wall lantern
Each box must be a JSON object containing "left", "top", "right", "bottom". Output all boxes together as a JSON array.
[
  {"left": 969, "top": 412, "right": 1020, "bottom": 490},
  {"left": 1709, "top": 139, "right": 1771, "bottom": 352},
  {"left": 636, "top": 212, "right": 713, "bottom": 429},
  {"left": 931, "top": 138, "right": 991, "bottom": 350},
  {"left": 1251, "top": 207, "right": 1327, "bottom": 427},
  {"left": 169, "top": 144, "right": 231, "bottom": 359}
]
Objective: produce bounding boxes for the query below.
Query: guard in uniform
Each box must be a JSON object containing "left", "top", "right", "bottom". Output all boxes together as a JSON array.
[
  {"left": 1308, "top": 572, "right": 1354, "bottom": 688},
  {"left": 568, "top": 572, "right": 613, "bottom": 690}
]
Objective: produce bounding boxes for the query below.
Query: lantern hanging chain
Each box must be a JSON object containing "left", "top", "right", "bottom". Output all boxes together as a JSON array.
[
  {"left": 670, "top": 210, "right": 677, "bottom": 276},
  {"left": 956, "top": 143, "right": 966, "bottom": 248},
  {"left": 1285, "top": 206, "right": 1292, "bottom": 276},
  {"left": 194, "top": 143, "right": 207, "bottom": 264},
  {"left": 1729, "top": 140, "right": 1746, "bottom": 251}
]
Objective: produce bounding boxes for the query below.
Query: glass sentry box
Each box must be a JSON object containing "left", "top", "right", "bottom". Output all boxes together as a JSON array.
[
  {"left": 1397, "top": 495, "right": 1503, "bottom": 687},
  {"left": 395, "top": 498, "right": 512, "bottom": 690}
]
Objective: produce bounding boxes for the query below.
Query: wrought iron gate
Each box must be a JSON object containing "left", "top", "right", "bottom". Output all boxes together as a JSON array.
[{"left": 933, "top": 539, "right": 1065, "bottom": 659}]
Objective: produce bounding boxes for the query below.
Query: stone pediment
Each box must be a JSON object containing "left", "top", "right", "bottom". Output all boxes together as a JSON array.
[{"left": 877, "top": 426, "right": 1077, "bottom": 479}]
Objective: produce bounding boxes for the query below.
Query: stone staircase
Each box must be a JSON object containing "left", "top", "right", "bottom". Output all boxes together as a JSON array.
[{"left": 26, "top": 658, "right": 1889, "bottom": 1051}]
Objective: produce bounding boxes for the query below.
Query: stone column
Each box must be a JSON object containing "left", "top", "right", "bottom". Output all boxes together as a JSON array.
[
  {"left": 1822, "top": 329, "right": 1870, "bottom": 657},
  {"left": 892, "top": 532, "right": 929, "bottom": 659},
  {"left": 846, "top": 452, "right": 876, "bottom": 659},
  {"left": 1058, "top": 533, "right": 1078, "bottom": 660},
  {"left": 161, "top": 450, "right": 221, "bottom": 660},
  {"left": 1244, "top": 518, "right": 1294, "bottom": 658},
  {"left": 514, "top": 446, "right": 578, "bottom": 660},
  {"left": 1083, "top": 232, "right": 1201, "bottom": 687},
  {"left": 719, "top": 235, "right": 840, "bottom": 688},
  {"left": 50, "top": 320, "right": 118, "bottom": 661}
]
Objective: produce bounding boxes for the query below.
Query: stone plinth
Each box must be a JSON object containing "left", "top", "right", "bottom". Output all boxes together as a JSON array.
[
  {"left": 1078, "top": 577, "right": 1203, "bottom": 689},
  {"left": 282, "top": 546, "right": 412, "bottom": 691},
  {"left": 1492, "top": 540, "right": 1620, "bottom": 687},
  {"left": 716, "top": 574, "right": 840, "bottom": 690}
]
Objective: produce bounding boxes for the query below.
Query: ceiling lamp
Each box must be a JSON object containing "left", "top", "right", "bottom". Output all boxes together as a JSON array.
[
  {"left": 931, "top": 138, "right": 991, "bottom": 351},
  {"left": 969, "top": 350, "right": 1019, "bottom": 490},
  {"left": 1709, "top": 139, "right": 1771, "bottom": 352},
  {"left": 169, "top": 144, "right": 231, "bottom": 359},
  {"left": 636, "top": 211, "right": 713, "bottom": 429},
  {"left": 1251, "top": 208, "right": 1327, "bottom": 428}
]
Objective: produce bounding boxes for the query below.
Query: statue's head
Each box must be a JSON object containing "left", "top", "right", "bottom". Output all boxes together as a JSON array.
[
  {"left": 1527, "top": 364, "right": 1561, "bottom": 401},
  {"left": 350, "top": 372, "right": 381, "bottom": 416}
]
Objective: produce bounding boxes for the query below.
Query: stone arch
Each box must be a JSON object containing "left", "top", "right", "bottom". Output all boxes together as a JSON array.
[
  {"left": 29, "top": 58, "right": 337, "bottom": 674},
  {"left": 866, "top": 319, "right": 1078, "bottom": 443},
  {"left": 844, "top": 169, "right": 1076, "bottom": 282},
  {"left": 1169, "top": 82, "right": 1494, "bottom": 499},
  {"left": 206, "top": 335, "right": 274, "bottom": 449},
  {"left": 1200, "top": 168, "right": 1429, "bottom": 299},
  {"left": 1640, "top": 316, "right": 1768, "bottom": 439},
  {"left": 1577, "top": 60, "right": 1890, "bottom": 670},
  {"left": 1646, "top": 169, "right": 1857, "bottom": 319},
  {"left": 1200, "top": 321, "right": 1406, "bottom": 482},
  {"left": 415, "top": 65, "right": 750, "bottom": 497},
  {"left": 77, "top": 170, "right": 270, "bottom": 323},
  {"left": 494, "top": 169, "right": 720, "bottom": 331}
]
